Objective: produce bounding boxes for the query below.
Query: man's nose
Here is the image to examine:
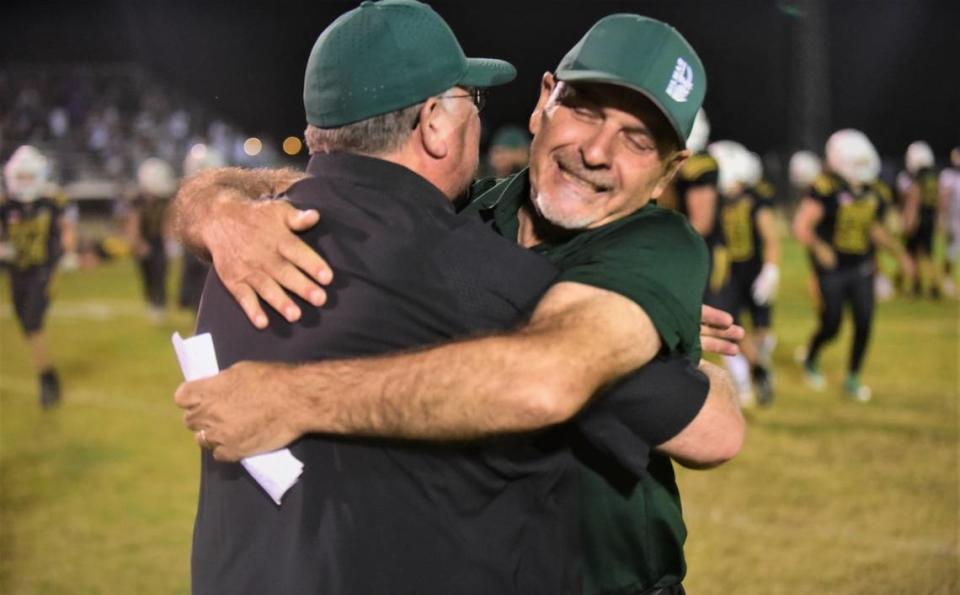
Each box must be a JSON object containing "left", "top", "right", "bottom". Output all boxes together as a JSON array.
[{"left": 579, "top": 124, "right": 616, "bottom": 169}]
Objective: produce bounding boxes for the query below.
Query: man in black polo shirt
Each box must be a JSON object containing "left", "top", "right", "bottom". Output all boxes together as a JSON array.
[
  {"left": 176, "top": 8, "right": 744, "bottom": 595},
  {"left": 183, "top": 3, "right": 591, "bottom": 593}
]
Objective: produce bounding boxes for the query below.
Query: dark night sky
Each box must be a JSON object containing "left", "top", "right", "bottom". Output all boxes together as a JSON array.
[{"left": 3, "top": 0, "right": 958, "bottom": 161}]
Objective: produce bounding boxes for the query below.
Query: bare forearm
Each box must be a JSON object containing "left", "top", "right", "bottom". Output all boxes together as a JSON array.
[
  {"left": 686, "top": 187, "right": 717, "bottom": 236},
  {"left": 61, "top": 220, "right": 77, "bottom": 255},
  {"left": 758, "top": 210, "right": 780, "bottom": 265},
  {"left": 661, "top": 359, "right": 744, "bottom": 469},
  {"left": 291, "top": 286, "right": 660, "bottom": 440},
  {"left": 177, "top": 283, "right": 662, "bottom": 459},
  {"left": 792, "top": 218, "right": 815, "bottom": 247},
  {"left": 871, "top": 224, "right": 904, "bottom": 259},
  {"left": 173, "top": 167, "right": 305, "bottom": 257},
  {"left": 125, "top": 212, "right": 140, "bottom": 247},
  {"left": 289, "top": 340, "right": 582, "bottom": 440}
]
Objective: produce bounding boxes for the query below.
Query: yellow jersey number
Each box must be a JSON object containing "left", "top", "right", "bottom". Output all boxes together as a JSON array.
[
  {"left": 833, "top": 196, "right": 877, "bottom": 254},
  {"left": 722, "top": 199, "right": 755, "bottom": 262},
  {"left": 8, "top": 211, "right": 52, "bottom": 268}
]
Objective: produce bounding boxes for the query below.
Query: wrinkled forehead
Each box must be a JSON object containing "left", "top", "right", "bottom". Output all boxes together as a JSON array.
[{"left": 560, "top": 81, "right": 679, "bottom": 151}]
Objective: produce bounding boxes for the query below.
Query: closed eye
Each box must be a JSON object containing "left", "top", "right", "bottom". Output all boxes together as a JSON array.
[
  {"left": 571, "top": 106, "right": 602, "bottom": 122},
  {"left": 623, "top": 131, "right": 657, "bottom": 153}
]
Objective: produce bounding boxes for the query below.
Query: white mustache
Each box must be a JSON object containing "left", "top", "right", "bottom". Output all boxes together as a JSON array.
[{"left": 555, "top": 153, "right": 613, "bottom": 192}]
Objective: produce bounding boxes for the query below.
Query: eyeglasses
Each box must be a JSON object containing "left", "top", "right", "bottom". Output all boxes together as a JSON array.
[
  {"left": 437, "top": 87, "right": 488, "bottom": 113},
  {"left": 410, "top": 88, "right": 488, "bottom": 130}
]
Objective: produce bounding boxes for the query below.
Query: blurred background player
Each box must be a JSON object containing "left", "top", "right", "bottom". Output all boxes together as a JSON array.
[
  {"left": 673, "top": 109, "right": 725, "bottom": 299},
  {"left": 676, "top": 109, "right": 729, "bottom": 332},
  {"left": 940, "top": 147, "right": 960, "bottom": 298},
  {"left": 127, "top": 157, "right": 176, "bottom": 322},
  {"left": 484, "top": 124, "right": 530, "bottom": 178},
  {"left": 870, "top": 168, "right": 900, "bottom": 302},
  {"left": 788, "top": 150, "right": 823, "bottom": 197},
  {"left": 745, "top": 152, "right": 781, "bottom": 368},
  {"left": 177, "top": 145, "right": 224, "bottom": 313},
  {"left": 793, "top": 129, "right": 913, "bottom": 402},
  {"left": 1, "top": 145, "right": 77, "bottom": 408},
  {"left": 708, "top": 141, "right": 780, "bottom": 406},
  {"left": 899, "top": 141, "right": 943, "bottom": 298}
]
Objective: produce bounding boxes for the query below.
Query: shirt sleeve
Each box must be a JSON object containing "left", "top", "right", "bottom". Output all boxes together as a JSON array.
[
  {"left": 574, "top": 354, "right": 709, "bottom": 478},
  {"left": 556, "top": 211, "right": 708, "bottom": 357},
  {"left": 806, "top": 174, "right": 837, "bottom": 217}
]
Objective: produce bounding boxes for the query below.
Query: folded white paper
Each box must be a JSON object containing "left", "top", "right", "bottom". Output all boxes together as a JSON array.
[{"left": 172, "top": 332, "right": 304, "bottom": 505}]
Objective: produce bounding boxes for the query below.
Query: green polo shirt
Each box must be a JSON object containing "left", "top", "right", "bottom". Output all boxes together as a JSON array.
[{"left": 465, "top": 170, "right": 708, "bottom": 593}]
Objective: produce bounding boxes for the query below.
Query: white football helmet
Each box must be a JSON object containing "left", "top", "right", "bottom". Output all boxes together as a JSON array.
[
  {"left": 708, "top": 140, "right": 755, "bottom": 196},
  {"left": 137, "top": 158, "right": 177, "bottom": 198},
  {"left": 686, "top": 109, "right": 710, "bottom": 153},
  {"left": 788, "top": 150, "right": 822, "bottom": 189},
  {"left": 183, "top": 144, "right": 226, "bottom": 178},
  {"left": 904, "top": 141, "right": 934, "bottom": 175},
  {"left": 3, "top": 145, "right": 50, "bottom": 203},
  {"left": 825, "top": 129, "right": 880, "bottom": 186}
]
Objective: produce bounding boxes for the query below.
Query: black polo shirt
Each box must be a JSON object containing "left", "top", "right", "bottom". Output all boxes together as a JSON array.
[{"left": 192, "top": 153, "right": 578, "bottom": 595}]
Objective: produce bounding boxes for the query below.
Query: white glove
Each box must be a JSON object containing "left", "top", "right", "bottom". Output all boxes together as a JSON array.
[
  {"left": 751, "top": 263, "right": 780, "bottom": 305},
  {"left": 0, "top": 242, "right": 16, "bottom": 263},
  {"left": 60, "top": 252, "right": 80, "bottom": 271}
]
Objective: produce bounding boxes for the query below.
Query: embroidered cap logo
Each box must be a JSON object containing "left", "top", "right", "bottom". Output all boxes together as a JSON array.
[{"left": 666, "top": 57, "right": 693, "bottom": 103}]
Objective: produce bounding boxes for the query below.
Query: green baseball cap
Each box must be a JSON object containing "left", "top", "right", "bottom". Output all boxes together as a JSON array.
[
  {"left": 304, "top": 0, "right": 516, "bottom": 128},
  {"left": 555, "top": 14, "right": 707, "bottom": 148},
  {"left": 490, "top": 125, "right": 531, "bottom": 149}
]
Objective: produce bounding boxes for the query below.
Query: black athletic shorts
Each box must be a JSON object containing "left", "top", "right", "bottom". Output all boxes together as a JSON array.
[
  {"left": 10, "top": 265, "right": 55, "bottom": 333},
  {"left": 729, "top": 261, "right": 772, "bottom": 328},
  {"left": 907, "top": 218, "right": 935, "bottom": 254}
]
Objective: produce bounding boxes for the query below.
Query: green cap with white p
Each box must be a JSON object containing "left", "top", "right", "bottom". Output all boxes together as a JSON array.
[{"left": 555, "top": 14, "right": 707, "bottom": 148}]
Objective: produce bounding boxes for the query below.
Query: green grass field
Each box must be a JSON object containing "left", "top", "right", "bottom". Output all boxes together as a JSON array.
[{"left": 1, "top": 239, "right": 957, "bottom": 594}]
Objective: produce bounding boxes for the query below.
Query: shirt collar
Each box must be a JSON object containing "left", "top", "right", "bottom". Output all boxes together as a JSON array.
[
  {"left": 464, "top": 168, "right": 531, "bottom": 240},
  {"left": 304, "top": 152, "right": 454, "bottom": 214}
]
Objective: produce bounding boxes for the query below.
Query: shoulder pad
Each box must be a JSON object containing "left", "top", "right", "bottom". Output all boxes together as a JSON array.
[
  {"left": 756, "top": 179, "right": 776, "bottom": 199},
  {"left": 680, "top": 153, "right": 719, "bottom": 180},
  {"left": 812, "top": 173, "right": 836, "bottom": 196},
  {"left": 872, "top": 180, "right": 893, "bottom": 204}
]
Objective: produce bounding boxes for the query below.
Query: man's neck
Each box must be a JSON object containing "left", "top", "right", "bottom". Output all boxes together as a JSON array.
[
  {"left": 370, "top": 149, "right": 458, "bottom": 202},
  {"left": 517, "top": 205, "right": 540, "bottom": 248}
]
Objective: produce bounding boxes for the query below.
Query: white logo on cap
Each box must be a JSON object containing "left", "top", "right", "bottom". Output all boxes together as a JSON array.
[{"left": 666, "top": 57, "right": 693, "bottom": 103}]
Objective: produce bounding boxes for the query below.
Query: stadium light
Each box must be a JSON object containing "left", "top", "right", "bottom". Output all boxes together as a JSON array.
[
  {"left": 243, "top": 137, "right": 263, "bottom": 157},
  {"left": 282, "top": 136, "right": 302, "bottom": 156}
]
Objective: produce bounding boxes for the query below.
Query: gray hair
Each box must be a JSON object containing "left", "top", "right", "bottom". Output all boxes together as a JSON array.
[{"left": 305, "top": 102, "right": 423, "bottom": 156}]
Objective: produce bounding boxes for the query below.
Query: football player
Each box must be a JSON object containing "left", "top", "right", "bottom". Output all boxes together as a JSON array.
[
  {"left": 128, "top": 158, "right": 176, "bottom": 322},
  {"left": 793, "top": 130, "right": 913, "bottom": 401},
  {"left": 1, "top": 145, "right": 77, "bottom": 407}
]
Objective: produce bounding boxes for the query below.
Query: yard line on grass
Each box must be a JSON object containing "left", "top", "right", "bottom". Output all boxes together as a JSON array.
[
  {"left": 0, "top": 300, "right": 149, "bottom": 321},
  {"left": 0, "top": 377, "right": 175, "bottom": 414}
]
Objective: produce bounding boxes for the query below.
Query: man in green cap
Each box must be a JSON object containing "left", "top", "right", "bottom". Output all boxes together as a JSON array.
[
  {"left": 176, "top": 7, "right": 744, "bottom": 594},
  {"left": 485, "top": 124, "right": 532, "bottom": 177}
]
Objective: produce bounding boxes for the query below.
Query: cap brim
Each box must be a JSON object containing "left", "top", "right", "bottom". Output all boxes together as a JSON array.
[
  {"left": 556, "top": 69, "right": 686, "bottom": 149},
  {"left": 460, "top": 58, "right": 517, "bottom": 88}
]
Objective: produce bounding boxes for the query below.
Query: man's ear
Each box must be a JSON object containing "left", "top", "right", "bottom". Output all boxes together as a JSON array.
[
  {"left": 652, "top": 149, "right": 691, "bottom": 199},
  {"left": 529, "top": 72, "right": 557, "bottom": 137},
  {"left": 417, "top": 97, "right": 449, "bottom": 159}
]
